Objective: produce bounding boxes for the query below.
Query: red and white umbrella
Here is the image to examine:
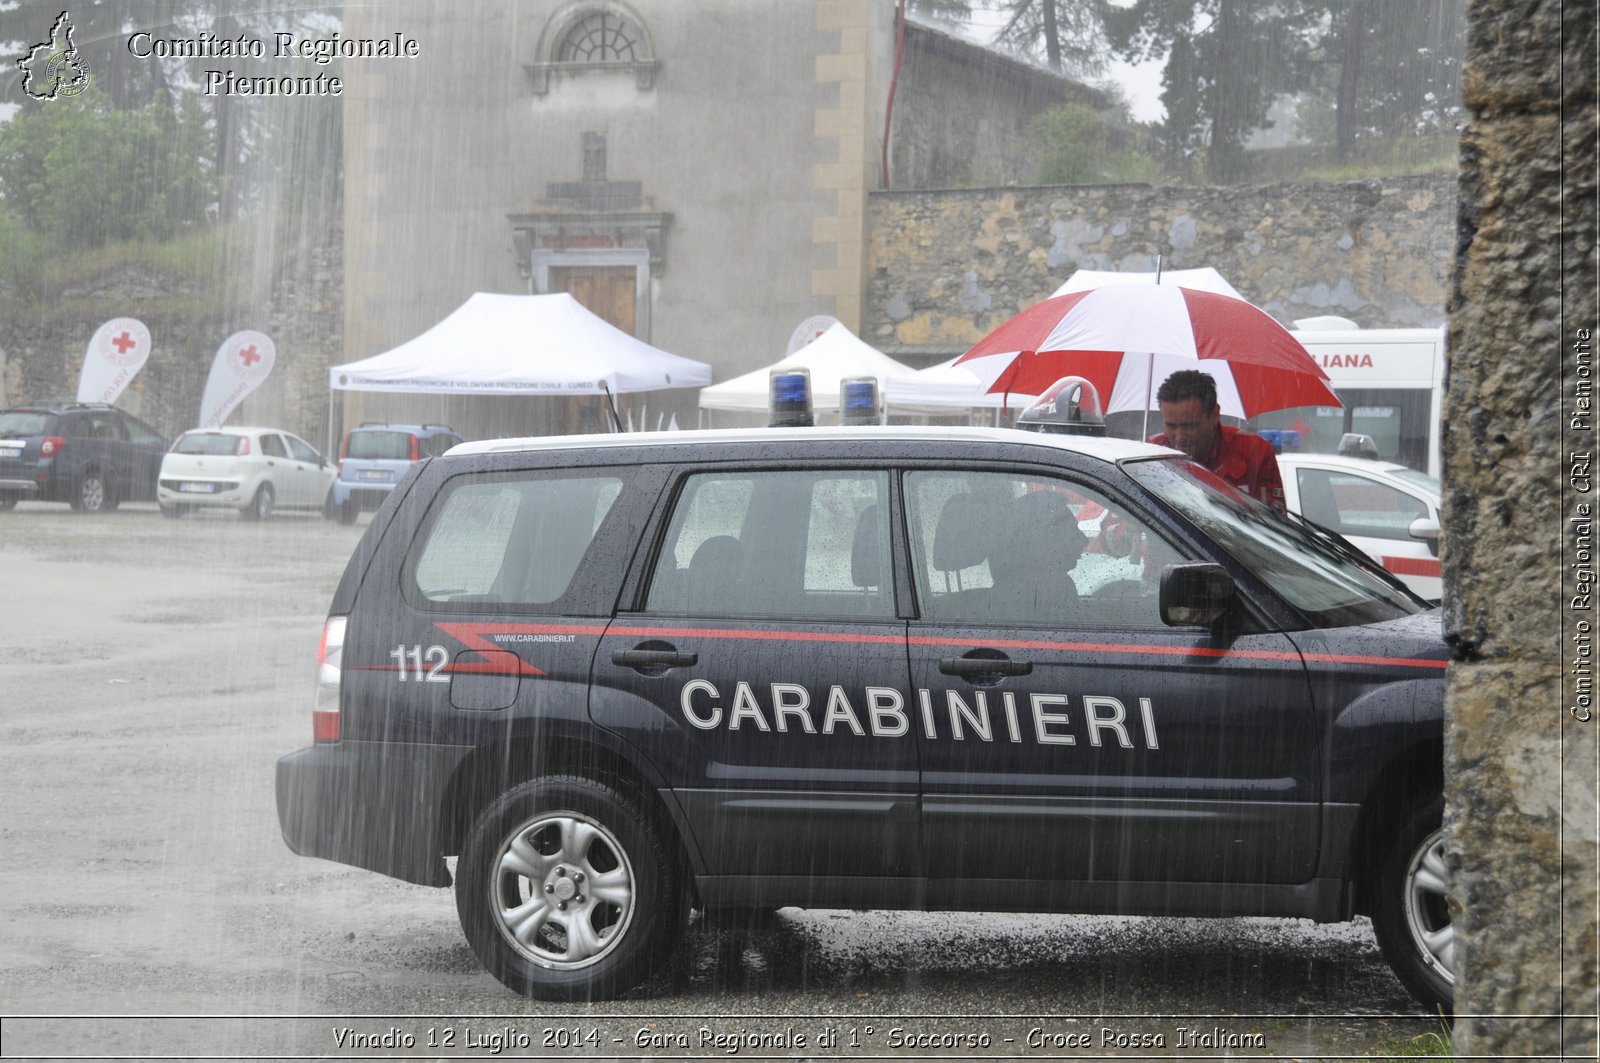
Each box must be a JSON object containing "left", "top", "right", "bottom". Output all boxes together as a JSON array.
[{"left": 955, "top": 285, "right": 1341, "bottom": 421}]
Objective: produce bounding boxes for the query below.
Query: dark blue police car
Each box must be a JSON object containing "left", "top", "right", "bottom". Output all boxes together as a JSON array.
[{"left": 275, "top": 426, "right": 1452, "bottom": 1009}]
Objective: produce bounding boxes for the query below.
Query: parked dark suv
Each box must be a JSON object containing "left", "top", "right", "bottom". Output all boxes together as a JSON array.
[
  {"left": 276, "top": 426, "right": 1452, "bottom": 1010},
  {"left": 0, "top": 402, "right": 168, "bottom": 513}
]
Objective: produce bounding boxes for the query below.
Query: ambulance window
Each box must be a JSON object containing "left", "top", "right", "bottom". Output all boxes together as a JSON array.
[
  {"left": 409, "top": 474, "right": 623, "bottom": 607},
  {"left": 1294, "top": 468, "right": 1428, "bottom": 541},
  {"left": 906, "top": 470, "right": 1181, "bottom": 628},
  {"left": 646, "top": 470, "right": 892, "bottom": 619}
]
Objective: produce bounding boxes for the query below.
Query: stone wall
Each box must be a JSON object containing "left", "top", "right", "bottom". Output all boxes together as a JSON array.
[
  {"left": 864, "top": 173, "right": 1456, "bottom": 362},
  {"left": 0, "top": 231, "right": 342, "bottom": 450},
  {"left": 1446, "top": 0, "right": 1596, "bottom": 1054}
]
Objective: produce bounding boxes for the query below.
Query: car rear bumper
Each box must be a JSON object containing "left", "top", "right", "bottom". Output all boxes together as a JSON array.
[
  {"left": 0, "top": 478, "right": 41, "bottom": 496},
  {"left": 275, "top": 739, "right": 473, "bottom": 887}
]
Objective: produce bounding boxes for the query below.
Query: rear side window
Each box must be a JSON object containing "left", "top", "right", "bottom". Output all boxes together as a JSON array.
[
  {"left": 348, "top": 430, "right": 413, "bottom": 460},
  {"left": 0, "top": 412, "right": 57, "bottom": 435},
  {"left": 410, "top": 474, "right": 624, "bottom": 608}
]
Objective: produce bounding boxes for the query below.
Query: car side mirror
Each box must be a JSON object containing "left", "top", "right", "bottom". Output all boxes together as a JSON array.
[
  {"left": 1409, "top": 516, "right": 1441, "bottom": 557},
  {"left": 1160, "top": 563, "right": 1237, "bottom": 628},
  {"left": 1408, "top": 516, "right": 1440, "bottom": 542}
]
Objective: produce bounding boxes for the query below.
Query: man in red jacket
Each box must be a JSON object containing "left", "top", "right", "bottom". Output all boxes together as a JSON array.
[{"left": 1148, "top": 370, "right": 1286, "bottom": 511}]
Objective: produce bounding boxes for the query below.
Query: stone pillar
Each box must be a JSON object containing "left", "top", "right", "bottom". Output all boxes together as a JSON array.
[{"left": 1445, "top": 0, "right": 1597, "bottom": 1054}]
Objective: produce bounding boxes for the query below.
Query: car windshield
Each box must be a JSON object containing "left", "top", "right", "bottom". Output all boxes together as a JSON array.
[
  {"left": 175, "top": 432, "right": 243, "bottom": 456},
  {"left": 1125, "top": 456, "right": 1427, "bottom": 627},
  {"left": 0, "top": 411, "right": 57, "bottom": 436},
  {"left": 347, "top": 431, "right": 413, "bottom": 460}
]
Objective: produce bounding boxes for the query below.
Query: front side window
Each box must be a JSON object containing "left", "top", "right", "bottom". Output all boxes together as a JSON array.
[
  {"left": 285, "top": 435, "right": 320, "bottom": 464},
  {"left": 906, "top": 469, "right": 1183, "bottom": 628},
  {"left": 646, "top": 469, "right": 892, "bottom": 620},
  {"left": 1295, "top": 467, "right": 1429, "bottom": 541},
  {"left": 1127, "top": 456, "right": 1424, "bottom": 625},
  {"left": 411, "top": 474, "right": 622, "bottom": 608}
]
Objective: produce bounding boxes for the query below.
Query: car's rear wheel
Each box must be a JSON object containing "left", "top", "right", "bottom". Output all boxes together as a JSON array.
[
  {"left": 241, "top": 483, "right": 274, "bottom": 521},
  {"left": 455, "top": 776, "right": 683, "bottom": 1001},
  {"left": 337, "top": 499, "right": 359, "bottom": 525},
  {"left": 1371, "top": 797, "right": 1455, "bottom": 1014},
  {"left": 72, "top": 470, "right": 111, "bottom": 514}
]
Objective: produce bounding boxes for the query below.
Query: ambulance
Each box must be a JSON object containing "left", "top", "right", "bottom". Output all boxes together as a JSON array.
[{"left": 1255, "top": 318, "right": 1448, "bottom": 478}]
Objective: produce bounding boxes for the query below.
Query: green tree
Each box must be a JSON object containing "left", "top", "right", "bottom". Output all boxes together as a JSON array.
[
  {"left": 1032, "top": 99, "right": 1157, "bottom": 184},
  {"left": 1106, "top": 0, "right": 1321, "bottom": 182},
  {"left": 1305, "top": 0, "right": 1465, "bottom": 164},
  {"left": 0, "top": 86, "right": 216, "bottom": 245}
]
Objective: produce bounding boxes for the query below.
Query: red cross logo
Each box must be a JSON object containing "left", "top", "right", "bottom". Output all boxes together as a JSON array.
[
  {"left": 112, "top": 331, "right": 136, "bottom": 355},
  {"left": 238, "top": 344, "right": 260, "bottom": 368}
]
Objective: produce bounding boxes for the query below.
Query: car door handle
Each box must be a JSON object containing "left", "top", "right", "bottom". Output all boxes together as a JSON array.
[
  {"left": 612, "top": 648, "right": 699, "bottom": 669},
  {"left": 940, "top": 654, "right": 1032, "bottom": 678}
]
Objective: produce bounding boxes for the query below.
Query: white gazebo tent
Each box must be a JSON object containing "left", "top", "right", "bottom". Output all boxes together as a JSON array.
[
  {"left": 697, "top": 322, "right": 917, "bottom": 422},
  {"left": 326, "top": 292, "right": 711, "bottom": 442},
  {"left": 330, "top": 292, "right": 711, "bottom": 397},
  {"left": 882, "top": 356, "right": 1039, "bottom": 421}
]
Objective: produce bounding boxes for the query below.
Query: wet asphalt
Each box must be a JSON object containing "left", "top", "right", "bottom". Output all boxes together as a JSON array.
[{"left": 0, "top": 503, "right": 1445, "bottom": 1060}]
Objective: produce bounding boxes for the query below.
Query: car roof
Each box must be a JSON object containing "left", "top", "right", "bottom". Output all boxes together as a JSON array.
[
  {"left": 1275, "top": 452, "right": 1412, "bottom": 475},
  {"left": 447, "top": 425, "right": 1177, "bottom": 464},
  {"left": 179, "top": 426, "right": 295, "bottom": 436},
  {"left": 349, "top": 423, "right": 458, "bottom": 433}
]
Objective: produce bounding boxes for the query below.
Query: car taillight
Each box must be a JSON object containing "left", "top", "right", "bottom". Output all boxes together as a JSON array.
[
  {"left": 313, "top": 616, "right": 347, "bottom": 743},
  {"left": 340, "top": 432, "right": 352, "bottom": 459},
  {"left": 39, "top": 436, "right": 65, "bottom": 457},
  {"left": 409, "top": 435, "right": 420, "bottom": 461},
  {"left": 236, "top": 436, "right": 251, "bottom": 456}
]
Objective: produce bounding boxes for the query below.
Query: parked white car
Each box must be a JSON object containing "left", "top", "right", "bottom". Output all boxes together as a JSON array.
[
  {"left": 1276, "top": 452, "right": 1442, "bottom": 601},
  {"left": 158, "top": 427, "right": 336, "bottom": 521}
]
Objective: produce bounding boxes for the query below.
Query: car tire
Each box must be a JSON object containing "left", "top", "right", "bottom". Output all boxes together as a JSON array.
[
  {"left": 1371, "top": 797, "right": 1455, "bottom": 1015},
  {"left": 73, "top": 470, "right": 111, "bottom": 514},
  {"left": 337, "top": 500, "right": 360, "bottom": 525},
  {"left": 241, "top": 483, "right": 274, "bottom": 522},
  {"left": 455, "top": 775, "right": 684, "bottom": 1002}
]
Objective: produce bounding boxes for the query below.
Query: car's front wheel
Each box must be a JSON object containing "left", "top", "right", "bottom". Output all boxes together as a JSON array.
[
  {"left": 1371, "top": 797, "right": 1455, "bottom": 1014},
  {"left": 241, "top": 483, "right": 274, "bottom": 521},
  {"left": 455, "top": 776, "right": 684, "bottom": 1001}
]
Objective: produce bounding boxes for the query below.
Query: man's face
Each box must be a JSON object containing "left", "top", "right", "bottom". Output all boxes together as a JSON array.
[{"left": 1158, "top": 396, "right": 1222, "bottom": 461}]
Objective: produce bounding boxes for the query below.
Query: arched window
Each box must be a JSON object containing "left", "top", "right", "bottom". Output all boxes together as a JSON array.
[{"left": 528, "top": 2, "right": 658, "bottom": 95}]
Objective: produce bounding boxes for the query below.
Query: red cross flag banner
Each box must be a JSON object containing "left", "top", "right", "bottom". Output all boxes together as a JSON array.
[
  {"left": 198, "top": 330, "right": 276, "bottom": 428},
  {"left": 77, "top": 317, "right": 152, "bottom": 404}
]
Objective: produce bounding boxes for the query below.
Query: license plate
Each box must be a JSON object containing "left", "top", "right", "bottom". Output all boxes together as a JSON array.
[
  {"left": 360, "top": 470, "right": 390, "bottom": 482},
  {"left": 179, "top": 482, "right": 215, "bottom": 493},
  {"left": 0, "top": 445, "right": 21, "bottom": 458}
]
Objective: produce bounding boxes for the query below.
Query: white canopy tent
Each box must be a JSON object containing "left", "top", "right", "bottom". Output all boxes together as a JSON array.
[
  {"left": 329, "top": 292, "right": 711, "bottom": 396},
  {"left": 697, "top": 322, "right": 916, "bottom": 418},
  {"left": 882, "top": 356, "right": 1038, "bottom": 413}
]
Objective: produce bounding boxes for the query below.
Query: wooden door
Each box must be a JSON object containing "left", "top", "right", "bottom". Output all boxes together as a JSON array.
[{"left": 550, "top": 266, "right": 638, "bottom": 433}]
